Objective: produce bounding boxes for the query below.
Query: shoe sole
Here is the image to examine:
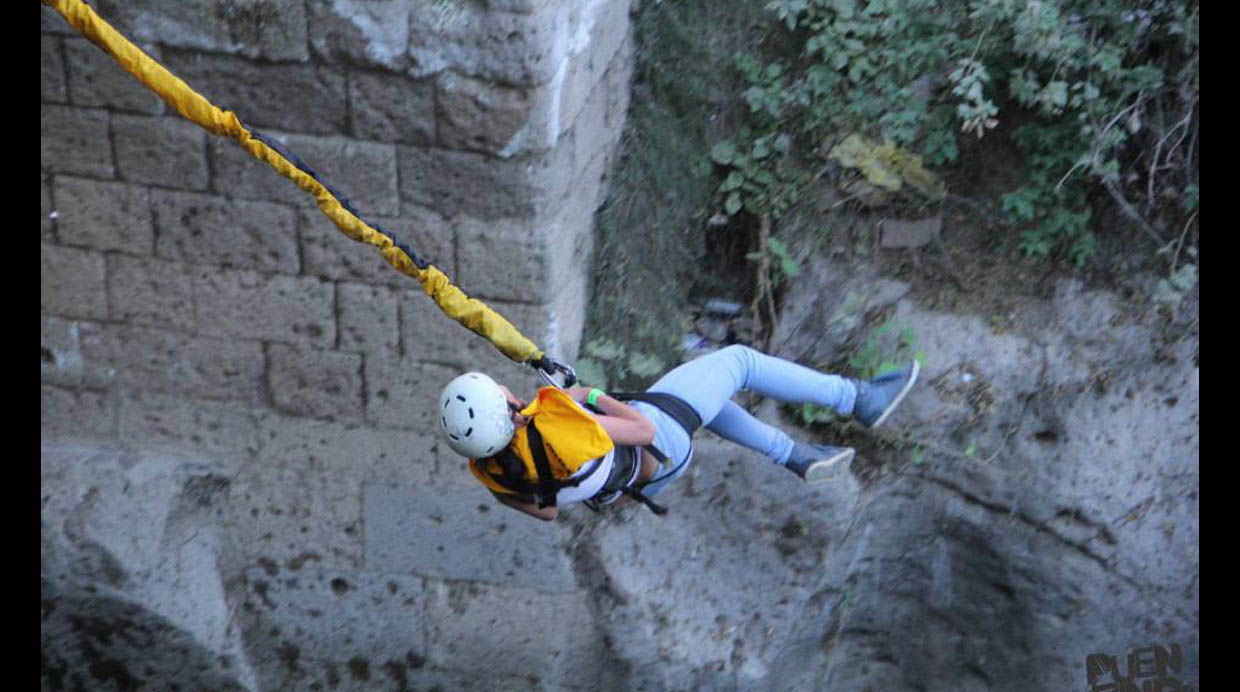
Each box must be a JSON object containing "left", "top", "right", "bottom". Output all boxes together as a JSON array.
[
  {"left": 866, "top": 359, "right": 920, "bottom": 430},
  {"left": 803, "top": 448, "right": 855, "bottom": 484}
]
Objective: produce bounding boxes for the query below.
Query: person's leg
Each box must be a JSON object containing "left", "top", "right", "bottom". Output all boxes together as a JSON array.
[
  {"left": 641, "top": 344, "right": 915, "bottom": 480},
  {"left": 648, "top": 344, "right": 857, "bottom": 426},
  {"left": 645, "top": 344, "right": 856, "bottom": 466},
  {"left": 705, "top": 400, "right": 798, "bottom": 464}
]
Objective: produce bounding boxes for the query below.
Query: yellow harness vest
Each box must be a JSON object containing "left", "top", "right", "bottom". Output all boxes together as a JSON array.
[{"left": 468, "top": 387, "right": 614, "bottom": 496}]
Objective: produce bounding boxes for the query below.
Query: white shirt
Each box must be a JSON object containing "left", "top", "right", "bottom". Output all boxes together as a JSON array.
[{"left": 554, "top": 447, "right": 615, "bottom": 504}]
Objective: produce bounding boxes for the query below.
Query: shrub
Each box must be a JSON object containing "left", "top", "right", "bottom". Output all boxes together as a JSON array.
[{"left": 712, "top": 0, "right": 1199, "bottom": 266}]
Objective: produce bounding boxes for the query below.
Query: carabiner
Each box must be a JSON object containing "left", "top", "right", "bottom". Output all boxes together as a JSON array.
[{"left": 532, "top": 356, "right": 577, "bottom": 389}]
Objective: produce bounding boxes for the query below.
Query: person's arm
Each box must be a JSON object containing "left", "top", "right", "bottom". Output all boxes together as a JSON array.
[
  {"left": 492, "top": 491, "right": 558, "bottom": 522},
  {"left": 565, "top": 387, "right": 656, "bottom": 447}
]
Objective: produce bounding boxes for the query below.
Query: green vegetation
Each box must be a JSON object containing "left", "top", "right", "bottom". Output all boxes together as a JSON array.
[
  {"left": 712, "top": 0, "right": 1199, "bottom": 267},
  {"left": 790, "top": 317, "right": 925, "bottom": 427},
  {"left": 574, "top": 338, "right": 667, "bottom": 391},
  {"left": 584, "top": 0, "right": 774, "bottom": 389},
  {"left": 586, "top": 0, "right": 1198, "bottom": 387}
]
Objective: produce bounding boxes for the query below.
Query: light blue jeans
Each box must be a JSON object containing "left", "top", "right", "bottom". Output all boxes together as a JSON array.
[{"left": 630, "top": 344, "right": 858, "bottom": 497}]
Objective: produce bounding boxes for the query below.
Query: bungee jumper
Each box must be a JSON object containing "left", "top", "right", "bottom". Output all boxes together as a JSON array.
[
  {"left": 440, "top": 346, "right": 920, "bottom": 521},
  {"left": 45, "top": 0, "right": 923, "bottom": 522}
]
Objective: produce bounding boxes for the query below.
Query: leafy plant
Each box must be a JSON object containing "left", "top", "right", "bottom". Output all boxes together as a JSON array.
[
  {"left": 714, "top": 0, "right": 1199, "bottom": 266},
  {"left": 848, "top": 319, "right": 927, "bottom": 380},
  {"left": 710, "top": 131, "right": 797, "bottom": 219},
  {"left": 745, "top": 235, "right": 801, "bottom": 284},
  {"left": 574, "top": 338, "right": 668, "bottom": 391}
]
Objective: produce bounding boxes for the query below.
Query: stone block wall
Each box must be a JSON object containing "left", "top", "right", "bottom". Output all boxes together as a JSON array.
[{"left": 42, "top": 1, "right": 634, "bottom": 689}]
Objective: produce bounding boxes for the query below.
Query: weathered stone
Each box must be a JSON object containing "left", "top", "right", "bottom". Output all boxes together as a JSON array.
[
  {"left": 485, "top": 0, "right": 558, "bottom": 14},
  {"left": 41, "top": 3, "right": 76, "bottom": 35},
  {"left": 41, "top": 446, "right": 259, "bottom": 691},
  {"left": 364, "top": 480, "right": 579, "bottom": 590},
  {"left": 880, "top": 215, "right": 942, "bottom": 249},
  {"left": 604, "top": 34, "right": 635, "bottom": 132},
  {"left": 337, "top": 283, "right": 399, "bottom": 359},
  {"left": 54, "top": 176, "right": 154, "bottom": 256},
  {"left": 584, "top": 434, "right": 863, "bottom": 688},
  {"left": 41, "top": 35, "right": 66, "bottom": 104},
  {"left": 192, "top": 267, "right": 335, "bottom": 347},
  {"left": 42, "top": 316, "right": 84, "bottom": 387},
  {"left": 42, "top": 563, "right": 257, "bottom": 692},
  {"left": 308, "top": 1, "right": 410, "bottom": 70},
  {"left": 397, "top": 137, "right": 575, "bottom": 220},
  {"left": 556, "top": 0, "right": 632, "bottom": 139},
  {"left": 41, "top": 244, "right": 108, "bottom": 321},
  {"left": 436, "top": 71, "right": 546, "bottom": 156},
  {"left": 279, "top": 134, "right": 399, "bottom": 216},
  {"left": 546, "top": 254, "right": 589, "bottom": 361},
  {"left": 570, "top": 66, "right": 626, "bottom": 179},
  {"left": 453, "top": 216, "right": 552, "bottom": 302},
  {"left": 423, "top": 578, "right": 602, "bottom": 680},
  {"left": 64, "top": 37, "right": 166, "bottom": 115},
  {"left": 348, "top": 70, "right": 436, "bottom": 145},
  {"left": 112, "top": 114, "right": 209, "bottom": 191},
  {"left": 237, "top": 565, "right": 428, "bottom": 692},
  {"left": 118, "top": 392, "right": 260, "bottom": 458},
  {"left": 106, "top": 255, "right": 197, "bottom": 331},
  {"left": 564, "top": 62, "right": 610, "bottom": 172},
  {"left": 363, "top": 357, "right": 458, "bottom": 430},
  {"left": 553, "top": 149, "right": 607, "bottom": 261},
  {"left": 230, "top": 417, "right": 438, "bottom": 579},
  {"left": 265, "top": 343, "right": 364, "bottom": 422},
  {"left": 41, "top": 174, "right": 56, "bottom": 244},
  {"left": 771, "top": 257, "right": 912, "bottom": 369},
  {"left": 767, "top": 471, "right": 1194, "bottom": 691},
  {"left": 407, "top": 3, "right": 568, "bottom": 86},
  {"left": 229, "top": 452, "right": 365, "bottom": 570},
  {"left": 79, "top": 322, "right": 265, "bottom": 404},
  {"left": 256, "top": 414, "right": 436, "bottom": 486},
  {"left": 399, "top": 294, "right": 553, "bottom": 384},
  {"left": 42, "top": 386, "right": 116, "bottom": 441},
  {"left": 162, "top": 51, "right": 347, "bottom": 135},
  {"left": 299, "top": 205, "right": 455, "bottom": 287},
  {"left": 41, "top": 105, "right": 113, "bottom": 178},
  {"left": 207, "top": 136, "right": 307, "bottom": 208},
  {"left": 96, "top": 0, "right": 309, "bottom": 62},
  {"left": 152, "top": 189, "right": 299, "bottom": 273}
]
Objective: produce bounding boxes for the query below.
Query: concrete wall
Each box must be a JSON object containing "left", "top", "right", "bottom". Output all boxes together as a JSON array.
[{"left": 42, "top": 1, "right": 633, "bottom": 689}]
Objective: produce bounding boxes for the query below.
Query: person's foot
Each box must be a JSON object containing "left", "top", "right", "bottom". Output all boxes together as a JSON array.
[
  {"left": 785, "top": 443, "right": 854, "bottom": 484},
  {"left": 852, "top": 359, "right": 920, "bottom": 429}
]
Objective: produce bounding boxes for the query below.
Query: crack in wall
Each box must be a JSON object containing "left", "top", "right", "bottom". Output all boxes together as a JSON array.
[{"left": 899, "top": 468, "right": 1197, "bottom": 628}]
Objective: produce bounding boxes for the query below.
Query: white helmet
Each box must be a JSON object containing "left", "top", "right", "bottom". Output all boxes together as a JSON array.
[{"left": 438, "top": 372, "right": 515, "bottom": 459}]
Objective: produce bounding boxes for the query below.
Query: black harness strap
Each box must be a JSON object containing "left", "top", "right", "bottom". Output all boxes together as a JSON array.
[
  {"left": 585, "top": 392, "right": 702, "bottom": 516},
  {"left": 525, "top": 422, "right": 559, "bottom": 509},
  {"left": 483, "top": 422, "right": 602, "bottom": 508},
  {"left": 610, "top": 392, "right": 702, "bottom": 437}
]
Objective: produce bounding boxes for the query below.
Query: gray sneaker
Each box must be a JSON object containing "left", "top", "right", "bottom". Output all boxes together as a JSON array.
[
  {"left": 852, "top": 359, "right": 920, "bottom": 429},
  {"left": 785, "top": 443, "right": 855, "bottom": 484}
]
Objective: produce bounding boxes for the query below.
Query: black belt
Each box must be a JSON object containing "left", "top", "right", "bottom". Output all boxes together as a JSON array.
[{"left": 612, "top": 391, "right": 702, "bottom": 438}]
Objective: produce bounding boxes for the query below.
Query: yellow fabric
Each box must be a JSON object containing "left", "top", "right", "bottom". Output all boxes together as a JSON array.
[
  {"left": 43, "top": 0, "right": 544, "bottom": 367},
  {"left": 469, "top": 388, "right": 614, "bottom": 495}
]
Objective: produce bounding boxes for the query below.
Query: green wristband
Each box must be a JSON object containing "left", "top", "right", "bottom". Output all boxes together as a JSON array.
[{"left": 586, "top": 388, "right": 604, "bottom": 407}]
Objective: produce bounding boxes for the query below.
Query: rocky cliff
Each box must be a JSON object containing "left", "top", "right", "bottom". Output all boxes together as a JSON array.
[{"left": 42, "top": 2, "right": 1198, "bottom": 691}]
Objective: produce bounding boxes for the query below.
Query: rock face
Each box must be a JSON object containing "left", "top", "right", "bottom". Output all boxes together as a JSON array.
[
  {"left": 42, "top": 1, "right": 1198, "bottom": 691},
  {"left": 43, "top": 0, "right": 632, "bottom": 689}
]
